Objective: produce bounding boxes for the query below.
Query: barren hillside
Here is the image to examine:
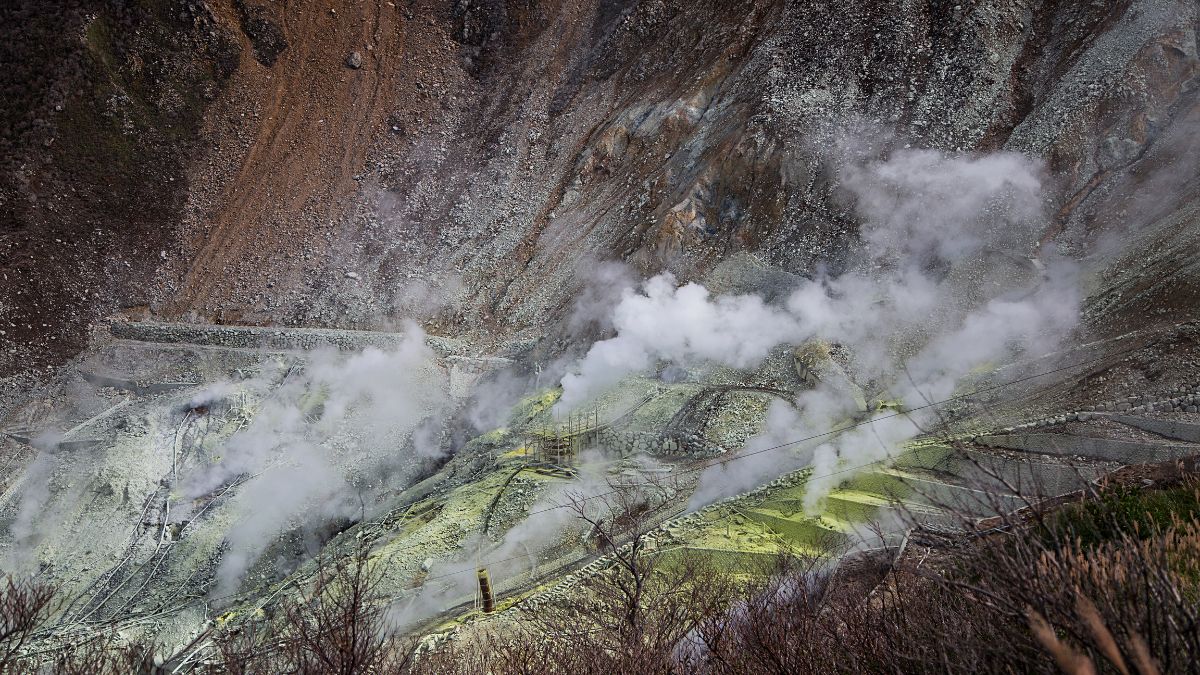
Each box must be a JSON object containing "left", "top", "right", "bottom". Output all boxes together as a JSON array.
[
  {"left": 1, "top": 0, "right": 1199, "bottom": 671},
  {"left": 4, "top": 0, "right": 1197, "bottom": 375}
]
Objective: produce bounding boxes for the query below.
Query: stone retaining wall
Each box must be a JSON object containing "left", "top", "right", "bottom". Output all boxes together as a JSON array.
[
  {"left": 988, "top": 383, "right": 1200, "bottom": 435},
  {"left": 107, "top": 319, "right": 466, "bottom": 356}
]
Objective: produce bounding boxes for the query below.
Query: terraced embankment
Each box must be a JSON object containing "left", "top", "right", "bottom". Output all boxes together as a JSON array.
[{"left": 2, "top": 306, "right": 1199, "bottom": 667}]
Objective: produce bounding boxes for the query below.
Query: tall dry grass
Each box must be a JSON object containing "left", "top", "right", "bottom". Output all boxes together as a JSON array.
[{"left": 4, "top": 480, "right": 1197, "bottom": 673}]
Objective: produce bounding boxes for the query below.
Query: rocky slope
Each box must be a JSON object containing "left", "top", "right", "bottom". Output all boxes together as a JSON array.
[
  {"left": 2, "top": 0, "right": 1197, "bottom": 377},
  {"left": 0, "top": 1, "right": 240, "bottom": 377},
  {"left": 0, "top": 0, "right": 1198, "bottom": 664}
]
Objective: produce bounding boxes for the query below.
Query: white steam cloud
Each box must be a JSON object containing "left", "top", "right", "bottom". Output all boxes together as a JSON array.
[
  {"left": 557, "top": 276, "right": 803, "bottom": 411},
  {"left": 179, "top": 323, "right": 449, "bottom": 596},
  {"left": 559, "top": 144, "right": 1080, "bottom": 511}
]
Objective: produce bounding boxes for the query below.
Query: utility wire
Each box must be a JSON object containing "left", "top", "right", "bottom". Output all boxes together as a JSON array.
[
  {"left": 419, "top": 453, "right": 895, "bottom": 585},
  {"left": 416, "top": 337, "right": 1149, "bottom": 584}
]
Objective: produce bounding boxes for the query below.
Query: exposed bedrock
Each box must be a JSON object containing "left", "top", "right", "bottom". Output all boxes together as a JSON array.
[{"left": 4, "top": 1, "right": 1197, "bottom": 379}]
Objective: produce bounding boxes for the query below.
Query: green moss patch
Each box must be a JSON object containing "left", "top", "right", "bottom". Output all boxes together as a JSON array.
[{"left": 1047, "top": 482, "right": 1200, "bottom": 548}]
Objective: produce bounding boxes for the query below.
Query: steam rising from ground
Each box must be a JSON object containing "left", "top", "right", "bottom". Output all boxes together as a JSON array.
[
  {"left": 388, "top": 451, "right": 621, "bottom": 628},
  {"left": 0, "top": 325, "right": 452, "bottom": 594},
  {"left": 559, "top": 145, "right": 1081, "bottom": 511},
  {"left": 182, "top": 325, "right": 449, "bottom": 596},
  {"left": 5, "top": 451, "right": 61, "bottom": 571},
  {"left": 0, "top": 138, "right": 1084, "bottom": 626},
  {"left": 558, "top": 276, "right": 804, "bottom": 411}
]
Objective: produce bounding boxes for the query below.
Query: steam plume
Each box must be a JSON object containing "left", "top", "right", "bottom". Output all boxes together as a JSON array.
[{"left": 559, "top": 143, "right": 1080, "bottom": 511}]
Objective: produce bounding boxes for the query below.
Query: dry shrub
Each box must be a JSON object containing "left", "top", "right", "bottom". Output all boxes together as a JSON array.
[
  {"left": 0, "top": 575, "right": 57, "bottom": 670},
  {"left": 426, "top": 552, "right": 740, "bottom": 675},
  {"left": 10, "top": 483, "right": 1196, "bottom": 673},
  {"left": 0, "top": 575, "right": 162, "bottom": 674},
  {"left": 426, "top": 475, "right": 741, "bottom": 674},
  {"left": 426, "top": 481, "right": 1200, "bottom": 674},
  {"left": 209, "top": 542, "right": 419, "bottom": 674}
]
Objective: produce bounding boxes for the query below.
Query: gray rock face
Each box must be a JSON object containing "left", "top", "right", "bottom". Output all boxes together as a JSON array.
[
  {"left": 1108, "top": 415, "right": 1200, "bottom": 444},
  {"left": 978, "top": 433, "right": 1196, "bottom": 464}
]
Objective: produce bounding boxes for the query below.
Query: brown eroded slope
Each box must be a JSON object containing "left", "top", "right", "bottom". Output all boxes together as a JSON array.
[
  {"left": 2, "top": 0, "right": 1198, "bottom": 380},
  {"left": 156, "top": 0, "right": 1199, "bottom": 353},
  {"left": 167, "top": 0, "right": 410, "bottom": 321}
]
